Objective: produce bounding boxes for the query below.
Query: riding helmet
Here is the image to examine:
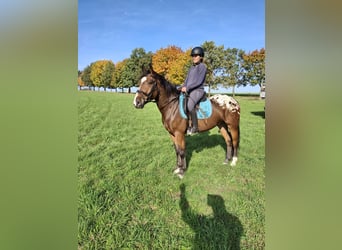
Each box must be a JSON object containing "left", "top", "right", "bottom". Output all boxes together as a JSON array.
[{"left": 191, "top": 47, "right": 204, "bottom": 57}]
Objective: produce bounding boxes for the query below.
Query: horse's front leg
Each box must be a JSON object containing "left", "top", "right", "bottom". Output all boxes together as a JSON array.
[{"left": 170, "top": 132, "right": 186, "bottom": 179}]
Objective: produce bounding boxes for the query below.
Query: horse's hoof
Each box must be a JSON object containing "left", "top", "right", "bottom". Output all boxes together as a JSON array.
[
  {"left": 230, "top": 157, "right": 238, "bottom": 166},
  {"left": 223, "top": 159, "right": 229, "bottom": 165},
  {"left": 173, "top": 168, "right": 182, "bottom": 174},
  {"left": 177, "top": 173, "right": 184, "bottom": 179},
  {"left": 173, "top": 168, "right": 184, "bottom": 179}
]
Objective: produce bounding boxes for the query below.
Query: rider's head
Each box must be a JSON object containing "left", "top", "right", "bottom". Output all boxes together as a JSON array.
[{"left": 190, "top": 46, "right": 204, "bottom": 64}]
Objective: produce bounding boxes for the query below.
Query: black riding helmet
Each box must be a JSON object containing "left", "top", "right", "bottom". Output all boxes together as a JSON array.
[{"left": 190, "top": 46, "right": 204, "bottom": 57}]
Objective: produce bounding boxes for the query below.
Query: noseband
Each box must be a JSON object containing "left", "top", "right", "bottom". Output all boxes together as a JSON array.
[{"left": 137, "top": 81, "right": 159, "bottom": 103}]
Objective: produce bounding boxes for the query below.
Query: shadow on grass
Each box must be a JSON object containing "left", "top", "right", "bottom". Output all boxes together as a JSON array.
[
  {"left": 185, "top": 131, "right": 227, "bottom": 169},
  {"left": 251, "top": 111, "right": 265, "bottom": 119},
  {"left": 179, "top": 184, "right": 243, "bottom": 249}
]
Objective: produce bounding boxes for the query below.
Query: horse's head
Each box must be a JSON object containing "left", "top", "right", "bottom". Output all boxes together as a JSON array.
[{"left": 133, "top": 67, "right": 160, "bottom": 109}]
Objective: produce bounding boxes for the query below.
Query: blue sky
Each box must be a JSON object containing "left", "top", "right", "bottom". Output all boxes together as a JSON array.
[{"left": 78, "top": 0, "right": 264, "bottom": 92}]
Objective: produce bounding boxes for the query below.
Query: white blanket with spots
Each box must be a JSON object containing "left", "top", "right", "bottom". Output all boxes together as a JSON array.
[{"left": 210, "top": 94, "right": 240, "bottom": 113}]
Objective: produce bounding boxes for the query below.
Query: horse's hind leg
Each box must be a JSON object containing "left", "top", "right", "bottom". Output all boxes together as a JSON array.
[
  {"left": 218, "top": 123, "right": 233, "bottom": 164},
  {"left": 228, "top": 124, "right": 240, "bottom": 166}
]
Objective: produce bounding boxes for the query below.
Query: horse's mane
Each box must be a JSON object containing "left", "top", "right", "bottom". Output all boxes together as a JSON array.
[
  {"left": 155, "top": 73, "right": 180, "bottom": 97},
  {"left": 141, "top": 68, "right": 180, "bottom": 97}
]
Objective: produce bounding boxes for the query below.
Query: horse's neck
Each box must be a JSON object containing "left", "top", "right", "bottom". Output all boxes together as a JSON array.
[{"left": 156, "top": 84, "right": 179, "bottom": 111}]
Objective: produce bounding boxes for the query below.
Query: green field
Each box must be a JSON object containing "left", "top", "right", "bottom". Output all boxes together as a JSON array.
[{"left": 78, "top": 92, "right": 265, "bottom": 249}]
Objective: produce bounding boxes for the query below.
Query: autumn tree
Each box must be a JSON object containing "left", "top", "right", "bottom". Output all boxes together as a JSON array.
[
  {"left": 243, "top": 48, "right": 265, "bottom": 88},
  {"left": 90, "top": 60, "right": 115, "bottom": 91},
  {"left": 79, "top": 45, "right": 265, "bottom": 95},
  {"left": 78, "top": 71, "right": 85, "bottom": 90},
  {"left": 102, "top": 60, "right": 115, "bottom": 91},
  {"left": 90, "top": 60, "right": 106, "bottom": 89},
  {"left": 111, "top": 59, "right": 127, "bottom": 92},
  {"left": 77, "top": 70, "right": 83, "bottom": 90},
  {"left": 152, "top": 45, "right": 183, "bottom": 81},
  {"left": 165, "top": 48, "right": 192, "bottom": 85}
]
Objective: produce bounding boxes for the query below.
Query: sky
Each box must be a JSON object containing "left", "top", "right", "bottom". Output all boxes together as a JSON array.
[{"left": 78, "top": 0, "right": 265, "bottom": 92}]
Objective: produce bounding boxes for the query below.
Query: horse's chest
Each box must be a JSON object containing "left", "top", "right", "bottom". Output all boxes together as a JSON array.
[
  {"left": 162, "top": 117, "right": 172, "bottom": 132},
  {"left": 162, "top": 116, "right": 186, "bottom": 134}
]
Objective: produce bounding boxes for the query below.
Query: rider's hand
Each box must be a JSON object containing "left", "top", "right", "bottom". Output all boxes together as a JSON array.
[{"left": 181, "top": 87, "right": 187, "bottom": 93}]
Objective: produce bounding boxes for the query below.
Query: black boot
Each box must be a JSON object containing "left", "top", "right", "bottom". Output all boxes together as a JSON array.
[{"left": 187, "top": 109, "right": 199, "bottom": 135}]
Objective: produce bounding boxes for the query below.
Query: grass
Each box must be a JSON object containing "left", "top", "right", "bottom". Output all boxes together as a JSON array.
[{"left": 78, "top": 92, "right": 265, "bottom": 249}]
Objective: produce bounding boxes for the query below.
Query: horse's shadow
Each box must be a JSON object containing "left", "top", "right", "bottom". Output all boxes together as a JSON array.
[
  {"left": 179, "top": 184, "right": 243, "bottom": 249},
  {"left": 251, "top": 110, "right": 265, "bottom": 119},
  {"left": 185, "top": 131, "right": 227, "bottom": 168}
]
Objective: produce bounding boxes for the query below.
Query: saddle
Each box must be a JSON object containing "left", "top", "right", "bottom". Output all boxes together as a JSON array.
[{"left": 179, "top": 93, "right": 212, "bottom": 120}]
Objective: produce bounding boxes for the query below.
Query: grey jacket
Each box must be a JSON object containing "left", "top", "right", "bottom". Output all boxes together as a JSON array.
[{"left": 183, "top": 62, "right": 207, "bottom": 92}]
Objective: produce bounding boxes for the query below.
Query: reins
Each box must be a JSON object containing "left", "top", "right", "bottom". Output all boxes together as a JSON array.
[
  {"left": 136, "top": 82, "right": 159, "bottom": 103},
  {"left": 157, "top": 95, "right": 179, "bottom": 111},
  {"left": 154, "top": 78, "right": 180, "bottom": 110}
]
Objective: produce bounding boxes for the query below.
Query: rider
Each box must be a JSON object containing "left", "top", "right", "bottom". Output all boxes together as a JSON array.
[{"left": 181, "top": 46, "right": 207, "bottom": 135}]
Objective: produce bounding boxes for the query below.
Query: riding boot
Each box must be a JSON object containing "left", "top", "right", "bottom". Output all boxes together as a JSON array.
[{"left": 187, "top": 109, "right": 199, "bottom": 135}]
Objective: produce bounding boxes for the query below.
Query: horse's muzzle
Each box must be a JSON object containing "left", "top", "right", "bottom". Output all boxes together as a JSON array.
[{"left": 133, "top": 95, "right": 145, "bottom": 109}]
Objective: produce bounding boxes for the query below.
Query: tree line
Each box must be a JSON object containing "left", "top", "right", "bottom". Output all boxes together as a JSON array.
[{"left": 78, "top": 41, "right": 265, "bottom": 95}]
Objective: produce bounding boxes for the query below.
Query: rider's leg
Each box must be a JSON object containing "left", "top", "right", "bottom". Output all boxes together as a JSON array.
[{"left": 187, "top": 90, "right": 203, "bottom": 135}]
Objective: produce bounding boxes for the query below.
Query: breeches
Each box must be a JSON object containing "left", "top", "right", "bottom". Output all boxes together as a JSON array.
[{"left": 187, "top": 89, "right": 205, "bottom": 112}]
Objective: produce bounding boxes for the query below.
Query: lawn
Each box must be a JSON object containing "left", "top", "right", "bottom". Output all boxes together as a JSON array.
[{"left": 78, "top": 91, "right": 265, "bottom": 249}]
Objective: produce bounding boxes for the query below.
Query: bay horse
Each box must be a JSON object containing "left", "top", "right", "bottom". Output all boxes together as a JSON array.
[{"left": 133, "top": 66, "right": 240, "bottom": 178}]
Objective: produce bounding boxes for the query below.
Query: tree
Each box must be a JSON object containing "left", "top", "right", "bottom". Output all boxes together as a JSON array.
[
  {"left": 243, "top": 48, "right": 265, "bottom": 88},
  {"left": 152, "top": 45, "right": 184, "bottom": 77},
  {"left": 79, "top": 45, "right": 265, "bottom": 95},
  {"left": 221, "top": 48, "right": 246, "bottom": 96},
  {"left": 90, "top": 60, "right": 115, "bottom": 91},
  {"left": 81, "top": 64, "right": 94, "bottom": 90},
  {"left": 122, "top": 48, "right": 152, "bottom": 92},
  {"left": 167, "top": 48, "right": 192, "bottom": 85},
  {"left": 111, "top": 59, "right": 127, "bottom": 92},
  {"left": 120, "top": 62, "right": 134, "bottom": 92},
  {"left": 202, "top": 41, "right": 226, "bottom": 95},
  {"left": 102, "top": 60, "right": 115, "bottom": 91},
  {"left": 77, "top": 70, "right": 85, "bottom": 90}
]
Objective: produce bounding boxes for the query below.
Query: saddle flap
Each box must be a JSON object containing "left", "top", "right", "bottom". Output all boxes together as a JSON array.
[{"left": 179, "top": 94, "right": 212, "bottom": 119}]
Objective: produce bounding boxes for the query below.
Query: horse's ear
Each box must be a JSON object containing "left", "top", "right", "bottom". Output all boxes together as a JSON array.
[
  {"left": 149, "top": 63, "right": 157, "bottom": 76},
  {"left": 141, "top": 63, "right": 157, "bottom": 76},
  {"left": 141, "top": 64, "right": 150, "bottom": 75}
]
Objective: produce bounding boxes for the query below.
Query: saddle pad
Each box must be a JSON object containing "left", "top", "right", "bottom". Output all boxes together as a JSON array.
[{"left": 179, "top": 94, "right": 212, "bottom": 119}]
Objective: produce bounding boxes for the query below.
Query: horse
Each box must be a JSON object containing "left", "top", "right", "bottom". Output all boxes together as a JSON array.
[{"left": 133, "top": 66, "right": 240, "bottom": 179}]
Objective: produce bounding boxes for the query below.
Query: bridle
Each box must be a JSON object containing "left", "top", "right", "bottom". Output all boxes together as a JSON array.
[{"left": 136, "top": 79, "right": 159, "bottom": 103}]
